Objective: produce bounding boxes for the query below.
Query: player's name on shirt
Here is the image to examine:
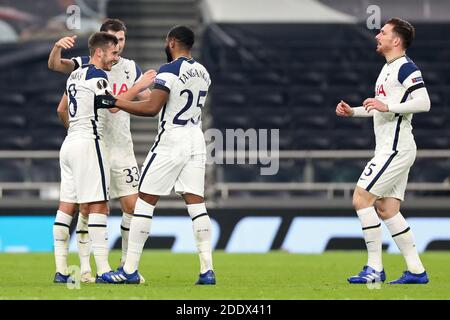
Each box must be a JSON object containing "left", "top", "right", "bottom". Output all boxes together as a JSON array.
[
  {"left": 69, "top": 70, "right": 85, "bottom": 82},
  {"left": 178, "top": 67, "right": 211, "bottom": 86}
]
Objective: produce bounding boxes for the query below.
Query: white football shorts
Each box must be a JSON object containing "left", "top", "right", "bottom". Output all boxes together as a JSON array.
[
  {"left": 59, "top": 138, "right": 110, "bottom": 203},
  {"left": 138, "top": 126, "right": 206, "bottom": 197},
  {"left": 107, "top": 143, "right": 139, "bottom": 199},
  {"left": 356, "top": 149, "right": 416, "bottom": 201}
]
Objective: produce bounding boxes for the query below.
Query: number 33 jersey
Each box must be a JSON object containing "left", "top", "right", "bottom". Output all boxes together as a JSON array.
[{"left": 65, "top": 64, "right": 111, "bottom": 141}]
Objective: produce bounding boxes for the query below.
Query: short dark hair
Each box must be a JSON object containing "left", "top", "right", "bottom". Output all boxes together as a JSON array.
[
  {"left": 386, "top": 17, "right": 415, "bottom": 49},
  {"left": 100, "top": 18, "right": 127, "bottom": 35},
  {"left": 88, "top": 32, "right": 118, "bottom": 55},
  {"left": 167, "top": 25, "right": 195, "bottom": 49}
]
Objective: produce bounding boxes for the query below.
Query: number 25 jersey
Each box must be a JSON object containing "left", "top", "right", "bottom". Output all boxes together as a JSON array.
[{"left": 153, "top": 57, "right": 211, "bottom": 132}]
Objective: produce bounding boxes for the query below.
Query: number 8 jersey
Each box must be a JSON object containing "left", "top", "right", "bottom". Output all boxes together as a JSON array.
[
  {"left": 65, "top": 64, "right": 112, "bottom": 140},
  {"left": 60, "top": 63, "right": 112, "bottom": 204}
]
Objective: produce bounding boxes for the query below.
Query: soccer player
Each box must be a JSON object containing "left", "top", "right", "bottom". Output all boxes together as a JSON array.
[
  {"left": 95, "top": 25, "right": 215, "bottom": 285},
  {"left": 53, "top": 32, "right": 119, "bottom": 283},
  {"left": 49, "top": 19, "right": 154, "bottom": 282},
  {"left": 336, "top": 18, "right": 430, "bottom": 284}
]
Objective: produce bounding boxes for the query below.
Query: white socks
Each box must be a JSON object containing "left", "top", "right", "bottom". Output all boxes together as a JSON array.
[
  {"left": 357, "top": 207, "right": 383, "bottom": 272},
  {"left": 123, "top": 198, "right": 154, "bottom": 274},
  {"left": 120, "top": 212, "right": 133, "bottom": 266},
  {"left": 88, "top": 213, "right": 111, "bottom": 276},
  {"left": 187, "top": 203, "right": 213, "bottom": 274},
  {"left": 384, "top": 212, "right": 425, "bottom": 274},
  {"left": 53, "top": 210, "right": 73, "bottom": 275},
  {"left": 75, "top": 213, "right": 91, "bottom": 274}
]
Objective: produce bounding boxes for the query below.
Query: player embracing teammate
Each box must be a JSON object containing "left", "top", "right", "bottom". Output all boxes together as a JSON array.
[{"left": 49, "top": 19, "right": 155, "bottom": 283}]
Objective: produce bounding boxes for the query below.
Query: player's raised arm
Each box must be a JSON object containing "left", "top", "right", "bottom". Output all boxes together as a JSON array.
[
  {"left": 56, "top": 92, "right": 69, "bottom": 129},
  {"left": 48, "top": 35, "right": 77, "bottom": 74}
]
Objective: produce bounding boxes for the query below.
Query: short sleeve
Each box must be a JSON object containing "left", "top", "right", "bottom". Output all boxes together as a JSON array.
[
  {"left": 398, "top": 62, "right": 425, "bottom": 90},
  {"left": 93, "top": 78, "right": 112, "bottom": 96},
  {"left": 86, "top": 67, "right": 112, "bottom": 95},
  {"left": 154, "top": 62, "right": 182, "bottom": 93},
  {"left": 71, "top": 56, "right": 90, "bottom": 70},
  {"left": 134, "top": 62, "right": 143, "bottom": 83}
]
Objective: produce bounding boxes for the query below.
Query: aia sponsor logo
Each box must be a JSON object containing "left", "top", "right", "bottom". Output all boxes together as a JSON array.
[
  {"left": 376, "top": 84, "right": 386, "bottom": 96},
  {"left": 112, "top": 83, "right": 129, "bottom": 95}
]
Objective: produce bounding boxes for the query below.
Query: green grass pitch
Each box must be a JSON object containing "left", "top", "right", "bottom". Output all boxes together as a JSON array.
[{"left": 1, "top": 251, "right": 449, "bottom": 300}]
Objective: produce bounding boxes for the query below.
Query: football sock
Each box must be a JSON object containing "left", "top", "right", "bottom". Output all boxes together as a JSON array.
[
  {"left": 123, "top": 198, "right": 154, "bottom": 274},
  {"left": 187, "top": 203, "right": 213, "bottom": 274},
  {"left": 357, "top": 207, "right": 383, "bottom": 272},
  {"left": 75, "top": 213, "right": 91, "bottom": 274},
  {"left": 384, "top": 212, "right": 425, "bottom": 274},
  {"left": 88, "top": 213, "right": 111, "bottom": 276},
  {"left": 120, "top": 212, "right": 133, "bottom": 266},
  {"left": 53, "top": 210, "right": 73, "bottom": 275}
]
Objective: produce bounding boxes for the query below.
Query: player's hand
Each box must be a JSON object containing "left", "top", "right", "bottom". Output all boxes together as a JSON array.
[
  {"left": 95, "top": 94, "right": 117, "bottom": 109},
  {"left": 136, "top": 69, "right": 157, "bottom": 91},
  {"left": 55, "top": 35, "right": 77, "bottom": 50},
  {"left": 336, "top": 100, "right": 354, "bottom": 117},
  {"left": 108, "top": 107, "right": 120, "bottom": 113},
  {"left": 363, "top": 98, "right": 388, "bottom": 112}
]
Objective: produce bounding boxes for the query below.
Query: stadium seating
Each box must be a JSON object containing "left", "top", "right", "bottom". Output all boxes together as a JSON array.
[
  {"left": 0, "top": 23, "right": 449, "bottom": 189},
  {"left": 202, "top": 23, "right": 450, "bottom": 183}
]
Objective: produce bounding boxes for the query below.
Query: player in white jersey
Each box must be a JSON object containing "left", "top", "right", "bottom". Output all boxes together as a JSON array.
[
  {"left": 48, "top": 19, "right": 154, "bottom": 282},
  {"left": 336, "top": 18, "right": 430, "bottom": 284},
  {"left": 95, "top": 26, "right": 215, "bottom": 285},
  {"left": 53, "top": 32, "right": 120, "bottom": 284}
]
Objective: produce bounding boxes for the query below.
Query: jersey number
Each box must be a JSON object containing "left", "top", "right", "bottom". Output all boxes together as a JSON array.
[
  {"left": 123, "top": 166, "right": 140, "bottom": 185},
  {"left": 68, "top": 84, "right": 78, "bottom": 117},
  {"left": 173, "top": 89, "right": 207, "bottom": 125},
  {"left": 364, "top": 163, "right": 377, "bottom": 176}
]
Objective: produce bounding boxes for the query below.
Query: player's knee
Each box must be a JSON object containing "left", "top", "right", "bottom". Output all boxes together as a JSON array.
[
  {"left": 120, "top": 194, "right": 138, "bottom": 213},
  {"left": 87, "top": 201, "right": 109, "bottom": 214},
  {"left": 58, "top": 202, "right": 77, "bottom": 215},
  {"left": 138, "top": 192, "right": 159, "bottom": 206},
  {"left": 375, "top": 206, "right": 388, "bottom": 219},
  {"left": 121, "top": 202, "right": 135, "bottom": 214},
  {"left": 79, "top": 203, "right": 89, "bottom": 216},
  {"left": 375, "top": 207, "right": 395, "bottom": 220},
  {"left": 183, "top": 193, "right": 204, "bottom": 205},
  {"left": 352, "top": 188, "right": 373, "bottom": 210},
  {"left": 374, "top": 201, "right": 399, "bottom": 220}
]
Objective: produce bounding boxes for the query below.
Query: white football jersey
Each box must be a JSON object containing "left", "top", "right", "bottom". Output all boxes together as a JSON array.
[
  {"left": 153, "top": 57, "right": 211, "bottom": 132},
  {"left": 72, "top": 56, "right": 143, "bottom": 147},
  {"left": 373, "top": 55, "right": 426, "bottom": 153},
  {"left": 65, "top": 64, "right": 111, "bottom": 140}
]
